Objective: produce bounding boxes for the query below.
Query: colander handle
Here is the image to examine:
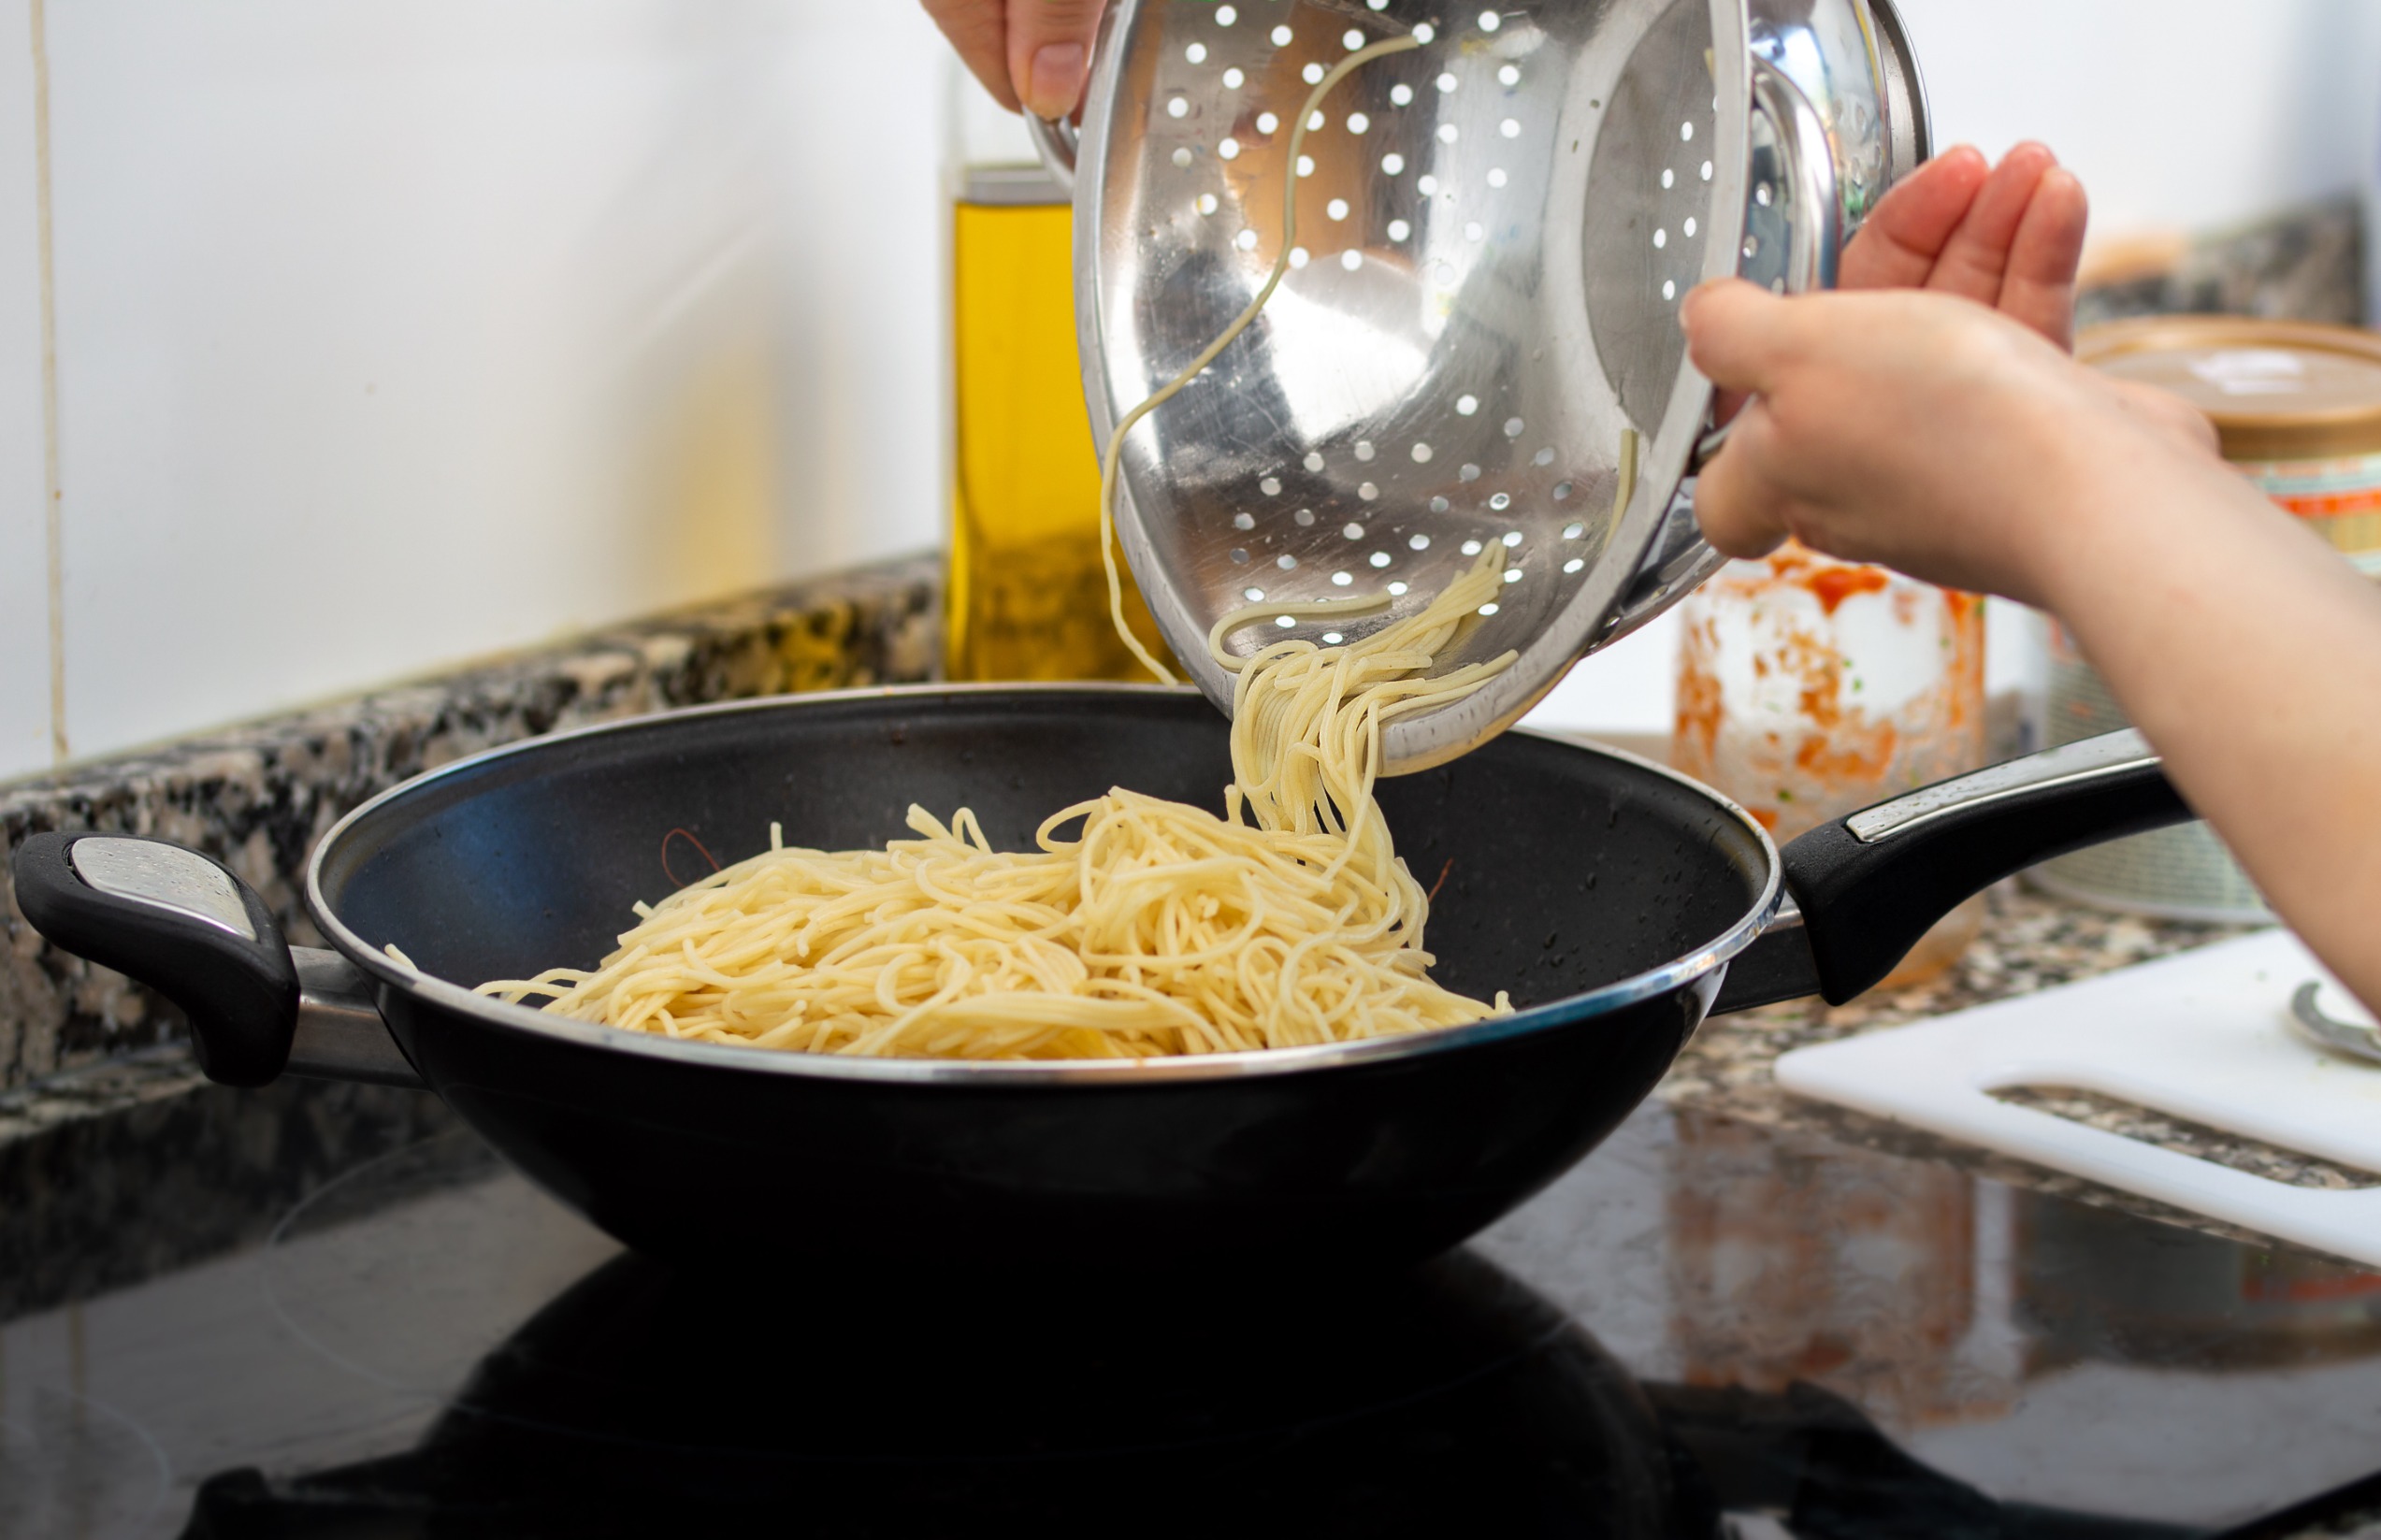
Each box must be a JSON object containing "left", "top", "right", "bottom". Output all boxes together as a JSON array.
[
  {"left": 1028, "top": 114, "right": 1079, "bottom": 194},
  {"left": 1749, "top": 57, "right": 1843, "bottom": 296},
  {"left": 1693, "top": 58, "right": 1844, "bottom": 469}
]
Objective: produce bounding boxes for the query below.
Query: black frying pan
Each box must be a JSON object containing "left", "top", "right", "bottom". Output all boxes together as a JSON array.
[{"left": 12, "top": 685, "right": 2188, "bottom": 1275}]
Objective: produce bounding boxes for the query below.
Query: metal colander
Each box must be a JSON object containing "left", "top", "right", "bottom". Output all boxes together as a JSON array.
[{"left": 1036, "top": 0, "right": 1927, "bottom": 771}]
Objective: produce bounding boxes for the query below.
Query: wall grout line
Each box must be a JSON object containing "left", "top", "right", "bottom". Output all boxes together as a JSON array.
[{"left": 29, "top": 0, "right": 62, "bottom": 766}]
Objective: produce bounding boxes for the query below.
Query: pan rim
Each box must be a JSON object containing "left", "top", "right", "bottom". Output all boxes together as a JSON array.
[{"left": 307, "top": 683, "right": 1782, "bottom": 1086}]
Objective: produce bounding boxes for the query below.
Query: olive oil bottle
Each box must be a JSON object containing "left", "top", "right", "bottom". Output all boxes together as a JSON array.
[{"left": 946, "top": 166, "right": 1176, "bottom": 682}]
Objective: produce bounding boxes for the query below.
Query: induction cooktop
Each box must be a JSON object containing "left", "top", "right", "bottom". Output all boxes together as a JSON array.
[{"left": 7, "top": 1104, "right": 2381, "bottom": 1538}]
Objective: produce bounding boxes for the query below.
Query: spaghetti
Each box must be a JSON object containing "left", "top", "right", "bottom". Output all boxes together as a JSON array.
[
  {"left": 477, "top": 553, "right": 1515, "bottom": 1058},
  {"left": 475, "top": 25, "right": 1521, "bottom": 1058}
]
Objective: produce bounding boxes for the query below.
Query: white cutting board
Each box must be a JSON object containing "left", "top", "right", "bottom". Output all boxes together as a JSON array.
[{"left": 1772, "top": 928, "right": 2381, "bottom": 1266}]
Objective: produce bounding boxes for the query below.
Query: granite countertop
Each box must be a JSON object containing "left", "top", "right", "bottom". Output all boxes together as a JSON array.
[{"left": 0, "top": 555, "right": 939, "bottom": 1091}]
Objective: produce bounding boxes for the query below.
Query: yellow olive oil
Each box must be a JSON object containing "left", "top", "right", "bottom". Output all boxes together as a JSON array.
[{"left": 946, "top": 168, "right": 1176, "bottom": 683}]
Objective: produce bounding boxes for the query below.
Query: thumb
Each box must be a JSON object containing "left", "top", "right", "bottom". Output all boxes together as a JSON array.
[
  {"left": 1007, "top": 0, "right": 1108, "bottom": 121},
  {"left": 1681, "top": 279, "right": 1797, "bottom": 396}
]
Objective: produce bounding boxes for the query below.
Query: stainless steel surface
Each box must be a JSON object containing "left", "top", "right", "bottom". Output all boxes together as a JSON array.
[
  {"left": 1749, "top": 0, "right": 1898, "bottom": 237},
  {"left": 68, "top": 835, "right": 256, "bottom": 941},
  {"left": 1846, "top": 729, "right": 2159, "bottom": 844},
  {"left": 1745, "top": 57, "right": 1842, "bottom": 295},
  {"left": 1603, "top": 484, "right": 1728, "bottom": 646},
  {"left": 1866, "top": 0, "right": 1933, "bottom": 177},
  {"left": 290, "top": 946, "right": 426, "bottom": 1089},
  {"left": 1058, "top": 0, "right": 1929, "bottom": 772},
  {"left": 305, "top": 684, "right": 1786, "bottom": 1087},
  {"left": 1025, "top": 113, "right": 1079, "bottom": 192},
  {"left": 2288, "top": 979, "right": 2381, "bottom": 1068},
  {"left": 1709, "top": 892, "right": 1821, "bottom": 1015}
]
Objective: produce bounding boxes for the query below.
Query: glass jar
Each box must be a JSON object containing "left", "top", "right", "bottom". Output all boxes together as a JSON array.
[{"left": 1673, "top": 543, "right": 1988, "bottom": 988}]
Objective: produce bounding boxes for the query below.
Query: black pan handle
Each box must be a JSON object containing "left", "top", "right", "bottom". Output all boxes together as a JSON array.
[
  {"left": 1714, "top": 728, "right": 2195, "bottom": 1011},
  {"left": 11, "top": 833, "right": 423, "bottom": 1090}
]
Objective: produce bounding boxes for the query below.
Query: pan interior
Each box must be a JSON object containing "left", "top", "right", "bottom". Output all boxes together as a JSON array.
[{"left": 315, "top": 691, "right": 1768, "bottom": 1026}]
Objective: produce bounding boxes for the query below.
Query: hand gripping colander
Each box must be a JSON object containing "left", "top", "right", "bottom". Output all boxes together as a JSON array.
[{"left": 1033, "top": 0, "right": 1929, "bottom": 771}]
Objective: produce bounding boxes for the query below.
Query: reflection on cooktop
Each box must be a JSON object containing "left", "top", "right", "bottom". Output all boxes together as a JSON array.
[
  {"left": 14, "top": 1105, "right": 2381, "bottom": 1537},
  {"left": 204, "top": 1136, "right": 1710, "bottom": 1536},
  {"left": 175, "top": 1133, "right": 2263, "bottom": 1540}
]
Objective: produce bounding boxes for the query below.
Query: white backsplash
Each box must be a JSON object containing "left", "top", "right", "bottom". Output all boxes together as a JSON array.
[
  {"left": 0, "top": 0, "right": 49, "bottom": 779},
  {"left": 0, "top": 0, "right": 2374, "bottom": 781},
  {"left": 4, "top": 0, "right": 948, "bottom": 779}
]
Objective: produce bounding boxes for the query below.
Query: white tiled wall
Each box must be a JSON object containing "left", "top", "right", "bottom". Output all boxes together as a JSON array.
[
  {"left": 5, "top": 0, "right": 947, "bottom": 778},
  {"left": 0, "top": 0, "right": 50, "bottom": 780},
  {"left": 0, "top": 1, "right": 2374, "bottom": 778}
]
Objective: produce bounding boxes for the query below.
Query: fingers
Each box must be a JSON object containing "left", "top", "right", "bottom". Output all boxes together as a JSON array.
[
  {"left": 1691, "top": 401, "right": 1795, "bottom": 559},
  {"left": 1680, "top": 279, "right": 1802, "bottom": 396},
  {"left": 1681, "top": 282, "right": 1807, "bottom": 557},
  {"left": 1997, "top": 167, "right": 2089, "bottom": 350},
  {"left": 1924, "top": 141, "right": 2061, "bottom": 307},
  {"left": 921, "top": 0, "right": 1020, "bottom": 112},
  {"left": 1005, "top": 0, "right": 1109, "bottom": 120},
  {"left": 1839, "top": 145, "right": 1989, "bottom": 292}
]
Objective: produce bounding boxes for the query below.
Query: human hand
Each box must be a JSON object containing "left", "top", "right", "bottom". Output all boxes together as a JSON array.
[
  {"left": 922, "top": 0, "right": 1107, "bottom": 119},
  {"left": 1840, "top": 142, "right": 2090, "bottom": 350},
  {"left": 1681, "top": 282, "right": 2220, "bottom": 605}
]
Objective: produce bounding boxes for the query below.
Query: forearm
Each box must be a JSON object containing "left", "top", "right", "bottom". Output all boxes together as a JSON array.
[{"left": 2037, "top": 436, "right": 2381, "bottom": 1008}]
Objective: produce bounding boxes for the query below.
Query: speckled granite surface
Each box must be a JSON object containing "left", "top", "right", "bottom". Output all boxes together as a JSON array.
[
  {"left": 2077, "top": 193, "right": 2366, "bottom": 331},
  {"left": 0, "top": 555, "right": 937, "bottom": 1091}
]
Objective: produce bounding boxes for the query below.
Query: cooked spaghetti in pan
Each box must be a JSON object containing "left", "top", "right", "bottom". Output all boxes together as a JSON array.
[
  {"left": 474, "top": 33, "right": 1518, "bottom": 1059},
  {"left": 476, "top": 555, "right": 1515, "bottom": 1058}
]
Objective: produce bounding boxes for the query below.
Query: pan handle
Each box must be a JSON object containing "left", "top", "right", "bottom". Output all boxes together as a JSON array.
[
  {"left": 1714, "top": 728, "right": 2196, "bottom": 1012},
  {"left": 11, "top": 833, "right": 424, "bottom": 1090}
]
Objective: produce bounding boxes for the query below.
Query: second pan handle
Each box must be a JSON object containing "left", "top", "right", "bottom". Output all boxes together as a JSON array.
[{"left": 1714, "top": 730, "right": 2199, "bottom": 1011}]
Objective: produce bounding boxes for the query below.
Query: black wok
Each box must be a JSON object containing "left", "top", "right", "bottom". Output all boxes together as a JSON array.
[{"left": 12, "top": 685, "right": 2187, "bottom": 1274}]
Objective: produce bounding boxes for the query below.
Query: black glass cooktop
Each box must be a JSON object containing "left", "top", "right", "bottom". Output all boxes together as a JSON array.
[{"left": 7, "top": 1103, "right": 2381, "bottom": 1538}]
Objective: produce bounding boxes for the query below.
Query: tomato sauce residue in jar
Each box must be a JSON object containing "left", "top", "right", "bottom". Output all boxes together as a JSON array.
[{"left": 1673, "top": 543, "right": 1985, "bottom": 842}]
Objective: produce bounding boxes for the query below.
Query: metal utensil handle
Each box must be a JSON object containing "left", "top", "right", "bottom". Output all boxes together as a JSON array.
[
  {"left": 1693, "top": 56, "right": 1845, "bottom": 469},
  {"left": 1028, "top": 113, "right": 1079, "bottom": 192}
]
